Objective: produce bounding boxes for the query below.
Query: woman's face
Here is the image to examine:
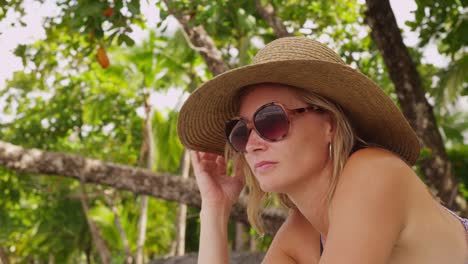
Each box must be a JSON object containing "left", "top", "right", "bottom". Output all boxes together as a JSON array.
[{"left": 239, "top": 84, "right": 334, "bottom": 193}]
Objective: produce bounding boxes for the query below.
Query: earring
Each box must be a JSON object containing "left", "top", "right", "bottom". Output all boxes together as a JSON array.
[{"left": 328, "top": 142, "right": 332, "bottom": 160}]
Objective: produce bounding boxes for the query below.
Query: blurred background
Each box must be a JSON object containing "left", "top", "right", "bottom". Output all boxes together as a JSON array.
[{"left": 0, "top": 0, "right": 467, "bottom": 263}]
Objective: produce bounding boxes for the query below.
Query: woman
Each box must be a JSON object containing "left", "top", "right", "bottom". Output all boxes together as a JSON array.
[{"left": 177, "top": 37, "right": 468, "bottom": 263}]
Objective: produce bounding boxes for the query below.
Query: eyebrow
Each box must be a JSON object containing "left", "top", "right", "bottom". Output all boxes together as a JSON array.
[
  {"left": 238, "top": 101, "right": 280, "bottom": 120},
  {"left": 238, "top": 101, "right": 309, "bottom": 120}
]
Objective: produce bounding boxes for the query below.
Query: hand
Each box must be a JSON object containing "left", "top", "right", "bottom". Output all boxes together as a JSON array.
[{"left": 190, "top": 151, "right": 245, "bottom": 208}]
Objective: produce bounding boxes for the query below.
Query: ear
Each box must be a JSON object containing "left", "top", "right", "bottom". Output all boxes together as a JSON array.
[{"left": 323, "top": 113, "right": 336, "bottom": 141}]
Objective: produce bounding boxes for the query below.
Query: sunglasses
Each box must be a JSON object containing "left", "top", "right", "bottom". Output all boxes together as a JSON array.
[{"left": 225, "top": 102, "right": 321, "bottom": 153}]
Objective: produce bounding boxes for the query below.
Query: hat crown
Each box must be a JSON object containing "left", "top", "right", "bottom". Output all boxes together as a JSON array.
[{"left": 252, "top": 37, "right": 346, "bottom": 65}]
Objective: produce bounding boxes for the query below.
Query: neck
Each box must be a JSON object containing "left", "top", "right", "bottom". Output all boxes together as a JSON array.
[{"left": 285, "top": 159, "right": 333, "bottom": 237}]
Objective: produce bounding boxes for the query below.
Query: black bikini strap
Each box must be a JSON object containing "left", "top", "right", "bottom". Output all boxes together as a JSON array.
[{"left": 319, "top": 235, "right": 323, "bottom": 256}]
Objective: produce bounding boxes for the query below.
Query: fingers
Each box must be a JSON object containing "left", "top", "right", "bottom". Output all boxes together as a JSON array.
[
  {"left": 190, "top": 150, "right": 237, "bottom": 180},
  {"left": 199, "top": 151, "right": 218, "bottom": 160},
  {"left": 191, "top": 150, "right": 222, "bottom": 163},
  {"left": 215, "top": 155, "right": 227, "bottom": 168},
  {"left": 190, "top": 150, "right": 214, "bottom": 189},
  {"left": 189, "top": 150, "right": 201, "bottom": 174},
  {"left": 190, "top": 150, "right": 223, "bottom": 174},
  {"left": 215, "top": 155, "right": 227, "bottom": 175}
]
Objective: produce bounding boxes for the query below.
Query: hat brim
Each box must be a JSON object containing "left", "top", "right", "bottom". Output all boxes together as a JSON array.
[{"left": 177, "top": 60, "right": 421, "bottom": 165}]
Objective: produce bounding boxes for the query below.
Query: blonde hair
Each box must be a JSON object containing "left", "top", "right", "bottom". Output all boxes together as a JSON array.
[{"left": 224, "top": 83, "right": 372, "bottom": 235}]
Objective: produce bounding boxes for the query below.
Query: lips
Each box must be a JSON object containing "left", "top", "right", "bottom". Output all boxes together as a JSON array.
[{"left": 254, "top": 161, "right": 278, "bottom": 172}]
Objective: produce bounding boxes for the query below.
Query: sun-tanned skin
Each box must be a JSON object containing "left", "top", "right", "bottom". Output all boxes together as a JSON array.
[{"left": 192, "top": 84, "right": 468, "bottom": 264}]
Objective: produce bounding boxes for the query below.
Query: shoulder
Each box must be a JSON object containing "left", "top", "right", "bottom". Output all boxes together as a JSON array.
[
  {"left": 322, "top": 147, "right": 412, "bottom": 262},
  {"left": 346, "top": 147, "right": 411, "bottom": 169},
  {"left": 329, "top": 146, "right": 413, "bottom": 234},
  {"left": 339, "top": 147, "right": 413, "bottom": 190},
  {"left": 333, "top": 147, "right": 413, "bottom": 206}
]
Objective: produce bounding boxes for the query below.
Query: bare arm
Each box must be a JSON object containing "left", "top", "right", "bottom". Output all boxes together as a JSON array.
[
  {"left": 190, "top": 151, "right": 245, "bottom": 264},
  {"left": 198, "top": 202, "right": 231, "bottom": 263}
]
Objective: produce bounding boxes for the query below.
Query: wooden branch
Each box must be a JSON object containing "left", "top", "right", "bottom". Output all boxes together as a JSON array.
[
  {"left": 0, "top": 247, "right": 10, "bottom": 264},
  {"left": 0, "top": 140, "right": 286, "bottom": 236},
  {"left": 162, "top": 0, "right": 228, "bottom": 76},
  {"left": 255, "top": 0, "right": 292, "bottom": 38},
  {"left": 149, "top": 251, "right": 266, "bottom": 264}
]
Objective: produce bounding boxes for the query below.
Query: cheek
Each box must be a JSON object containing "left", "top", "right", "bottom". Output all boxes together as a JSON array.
[
  {"left": 289, "top": 119, "right": 325, "bottom": 149},
  {"left": 282, "top": 120, "right": 329, "bottom": 170}
]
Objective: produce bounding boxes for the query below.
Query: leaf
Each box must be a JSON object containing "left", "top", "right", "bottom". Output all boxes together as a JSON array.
[
  {"left": 128, "top": 0, "right": 140, "bottom": 15},
  {"left": 120, "top": 34, "right": 135, "bottom": 46},
  {"left": 13, "top": 44, "right": 27, "bottom": 65}
]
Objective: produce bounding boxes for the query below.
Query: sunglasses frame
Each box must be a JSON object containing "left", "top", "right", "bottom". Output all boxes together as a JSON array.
[{"left": 225, "top": 102, "right": 321, "bottom": 153}]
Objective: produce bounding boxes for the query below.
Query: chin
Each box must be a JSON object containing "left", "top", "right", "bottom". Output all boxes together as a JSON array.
[
  {"left": 256, "top": 170, "right": 306, "bottom": 194},
  {"left": 257, "top": 177, "right": 289, "bottom": 193}
]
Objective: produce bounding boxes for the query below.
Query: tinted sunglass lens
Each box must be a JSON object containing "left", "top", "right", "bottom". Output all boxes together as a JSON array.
[
  {"left": 227, "top": 120, "right": 249, "bottom": 152},
  {"left": 254, "top": 105, "right": 289, "bottom": 140}
]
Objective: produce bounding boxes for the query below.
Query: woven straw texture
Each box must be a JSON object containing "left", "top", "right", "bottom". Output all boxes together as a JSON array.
[{"left": 177, "top": 37, "right": 421, "bottom": 165}]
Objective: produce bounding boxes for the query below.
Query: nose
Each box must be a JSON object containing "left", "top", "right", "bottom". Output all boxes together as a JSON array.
[{"left": 245, "top": 128, "right": 267, "bottom": 153}]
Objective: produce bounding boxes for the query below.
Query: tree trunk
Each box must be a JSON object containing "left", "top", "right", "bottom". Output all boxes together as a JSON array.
[
  {"left": 103, "top": 192, "right": 133, "bottom": 264},
  {"left": 0, "top": 247, "right": 9, "bottom": 264},
  {"left": 255, "top": 0, "right": 291, "bottom": 38},
  {"left": 175, "top": 203, "right": 187, "bottom": 256},
  {"left": 85, "top": 241, "right": 92, "bottom": 264},
  {"left": 136, "top": 99, "right": 155, "bottom": 264},
  {"left": 136, "top": 196, "right": 148, "bottom": 264},
  {"left": 234, "top": 222, "right": 249, "bottom": 251},
  {"left": 364, "top": 0, "right": 466, "bottom": 213},
  {"left": 79, "top": 183, "right": 111, "bottom": 264},
  {"left": 48, "top": 254, "right": 54, "bottom": 264},
  {"left": 0, "top": 140, "right": 286, "bottom": 236},
  {"left": 175, "top": 150, "right": 190, "bottom": 256},
  {"left": 249, "top": 234, "right": 258, "bottom": 252}
]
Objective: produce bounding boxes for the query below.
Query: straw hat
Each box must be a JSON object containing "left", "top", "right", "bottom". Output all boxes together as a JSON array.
[{"left": 177, "top": 37, "right": 421, "bottom": 165}]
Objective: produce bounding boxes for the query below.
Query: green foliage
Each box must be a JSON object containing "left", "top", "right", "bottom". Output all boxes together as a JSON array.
[
  {"left": 0, "top": 0, "right": 30, "bottom": 24},
  {"left": 0, "top": 18, "right": 195, "bottom": 262},
  {"left": 0, "top": 169, "right": 91, "bottom": 262},
  {"left": 407, "top": 0, "right": 468, "bottom": 109},
  {"left": 448, "top": 145, "right": 468, "bottom": 186},
  {"left": 47, "top": 0, "right": 143, "bottom": 52},
  {"left": 143, "top": 198, "right": 178, "bottom": 255},
  {"left": 448, "top": 145, "right": 468, "bottom": 203},
  {"left": 153, "top": 110, "right": 184, "bottom": 173},
  {"left": 409, "top": 0, "right": 467, "bottom": 56},
  {"left": 184, "top": 206, "right": 201, "bottom": 252}
]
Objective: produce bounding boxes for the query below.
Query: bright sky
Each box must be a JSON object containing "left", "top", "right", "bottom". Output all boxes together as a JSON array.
[{"left": 0, "top": 0, "right": 465, "bottom": 141}]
